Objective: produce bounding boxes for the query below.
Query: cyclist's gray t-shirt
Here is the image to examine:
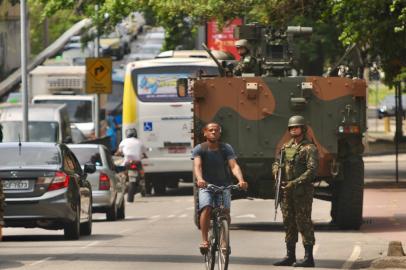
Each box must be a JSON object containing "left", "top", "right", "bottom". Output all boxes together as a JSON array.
[{"left": 192, "top": 143, "right": 237, "bottom": 186}]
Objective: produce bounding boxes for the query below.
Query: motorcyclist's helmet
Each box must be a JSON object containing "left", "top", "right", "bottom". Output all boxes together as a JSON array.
[{"left": 126, "top": 128, "right": 138, "bottom": 138}]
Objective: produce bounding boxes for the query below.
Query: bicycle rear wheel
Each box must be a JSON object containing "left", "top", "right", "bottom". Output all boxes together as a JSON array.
[
  {"left": 217, "top": 219, "right": 230, "bottom": 270},
  {"left": 205, "top": 223, "right": 216, "bottom": 270}
]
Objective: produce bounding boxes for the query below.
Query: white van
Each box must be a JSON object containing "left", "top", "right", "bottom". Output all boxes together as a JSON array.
[
  {"left": 32, "top": 95, "right": 96, "bottom": 137},
  {"left": 0, "top": 104, "right": 72, "bottom": 143}
]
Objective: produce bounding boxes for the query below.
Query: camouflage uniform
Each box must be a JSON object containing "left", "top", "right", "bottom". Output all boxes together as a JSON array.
[
  {"left": 0, "top": 124, "right": 3, "bottom": 227},
  {"left": 273, "top": 138, "right": 319, "bottom": 245},
  {"left": 233, "top": 55, "right": 258, "bottom": 76}
]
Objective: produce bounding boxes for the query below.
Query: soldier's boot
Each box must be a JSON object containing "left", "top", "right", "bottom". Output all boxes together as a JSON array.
[
  {"left": 273, "top": 243, "right": 296, "bottom": 266},
  {"left": 294, "top": 244, "right": 315, "bottom": 267}
]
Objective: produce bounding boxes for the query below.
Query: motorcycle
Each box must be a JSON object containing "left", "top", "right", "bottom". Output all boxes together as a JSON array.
[{"left": 126, "top": 160, "right": 147, "bottom": 201}]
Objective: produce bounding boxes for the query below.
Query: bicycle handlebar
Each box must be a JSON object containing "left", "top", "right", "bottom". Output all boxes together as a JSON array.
[{"left": 206, "top": 184, "right": 241, "bottom": 193}]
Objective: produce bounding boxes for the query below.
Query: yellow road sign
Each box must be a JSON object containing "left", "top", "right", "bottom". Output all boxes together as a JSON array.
[{"left": 86, "top": 57, "right": 112, "bottom": 94}]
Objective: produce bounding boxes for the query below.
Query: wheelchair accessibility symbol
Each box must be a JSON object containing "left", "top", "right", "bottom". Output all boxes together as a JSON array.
[{"left": 144, "top": 122, "right": 153, "bottom": 132}]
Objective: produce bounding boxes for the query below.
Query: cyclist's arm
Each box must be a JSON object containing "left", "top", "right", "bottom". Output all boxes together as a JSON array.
[
  {"left": 228, "top": 159, "right": 248, "bottom": 190},
  {"left": 193, "top": 156, "right": 206, "bottom": 188}
]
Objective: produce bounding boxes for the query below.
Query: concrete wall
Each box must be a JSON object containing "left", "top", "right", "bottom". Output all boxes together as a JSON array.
[{"left": 0, "top": 1, "right": 21, "bottom": 80}]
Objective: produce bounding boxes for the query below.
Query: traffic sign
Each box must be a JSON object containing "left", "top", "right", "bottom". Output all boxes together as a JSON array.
[{"left": 86, "top": 57, "right": 112, "bottom": 94}]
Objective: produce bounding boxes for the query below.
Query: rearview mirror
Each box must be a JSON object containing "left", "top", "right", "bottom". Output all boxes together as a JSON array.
[{"left": 176, "top": 78, "right": 188, "bottom": 97}]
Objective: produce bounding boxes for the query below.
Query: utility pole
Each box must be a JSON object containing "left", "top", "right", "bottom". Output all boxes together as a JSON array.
[
  {"left": 94, "top": 4, "right": 100, "bottom": 137},
  {"left": 20, "top": 0, "right": 29, "bottom": 141}
]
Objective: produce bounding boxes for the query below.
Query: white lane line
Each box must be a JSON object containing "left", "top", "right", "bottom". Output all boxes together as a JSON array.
[
  {"left": 29, "top": 257, "right": 53, "bottom": 266},
  {"left": 119, "top": 229, "right": 132, "bottom": 234},
  {"left": 148, "top": 215, "right": 161, "bottom": 223},
  {"left": 167, "top": 214, "right": 175, "bottom": 218},
  {"left": 342, "top": 245, "right": 361, "bottom": 269},
  {"left": 234, "top": 214, "right": 256, "bottom": 219},
  {"left": 81, "top": 241, "right": 100, "bottom": 249},
  {"left": 179, "top": 214, "right": 187, "bottom": 218},
  {"left": 186, "top": 207, "right": 194, "bottom": 210}
]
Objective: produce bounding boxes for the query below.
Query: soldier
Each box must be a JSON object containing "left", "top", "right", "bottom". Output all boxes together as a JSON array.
[
  {"left": 233, "top": 39, "right": 258, "bottom": 76},
  {"left": 273, "top": 115, "right": 319, "bottom": 267},
  {"left": 0, "top": 123, "right": 3, "bottom": 241}
]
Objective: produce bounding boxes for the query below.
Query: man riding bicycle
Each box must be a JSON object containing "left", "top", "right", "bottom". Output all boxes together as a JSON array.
[{"left": 192, "top": 122, "right": 248, "bottom": 253}]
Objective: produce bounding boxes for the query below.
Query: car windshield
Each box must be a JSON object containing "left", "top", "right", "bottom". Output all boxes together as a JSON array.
[
  {"left": 33, "top": 99, "right": 92, "bottom": 123},
  {"left": 0, "top": 146, "right": 61, "bottom": 168},
  {"left": 70, "top": 147, "right": 103, "bottom": 167},
  {"left": 1, "top": 121, "right": 59, "bottom": 142}
]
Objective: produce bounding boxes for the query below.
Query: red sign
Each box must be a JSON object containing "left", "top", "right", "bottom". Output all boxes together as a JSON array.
[{"left": 207, "top": 18, "right": 242, "bottom": 60}]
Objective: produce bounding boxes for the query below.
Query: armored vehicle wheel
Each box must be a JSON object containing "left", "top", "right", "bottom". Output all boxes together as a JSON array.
[{"left": 333, "top": 155, "right": 364, "bottom": 230}]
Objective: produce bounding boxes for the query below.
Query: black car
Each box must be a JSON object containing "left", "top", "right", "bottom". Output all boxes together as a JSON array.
[{"left": 0, "top": 142, "right": 95, "bottom": 240}]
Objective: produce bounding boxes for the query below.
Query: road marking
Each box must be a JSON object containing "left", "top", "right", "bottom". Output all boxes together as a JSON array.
[
  {"left": 179, "top": 214, "right": 187, "bottom": 218},
  {"left": 80, "top": 241, "right": 100, "bottom": 249},
  {"left": 167, "top": 214, "right": 175, "bottom": 218},
  {"left": 148, "top": 215, "right": 161, "bottom": 223},
  {"left": 186, "top": 207, "right": 194, "bottom": 210},
  {"left": 234, "top": 214, "right": 256, "bottom": 219},
  {"left": 29, "top": 257, "right": 53, "bottom": 266},
  {"left": 342, "top": 245, "right": 361, "bottom": 269}
]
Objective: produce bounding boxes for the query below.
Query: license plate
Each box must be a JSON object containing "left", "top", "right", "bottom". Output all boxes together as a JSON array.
[
  {"left": 128, "top": 170, "right": 139, "bottom": 177},
  {"left": 3, "top": 180, "right": 30, "bottom": 190},
  {"left": 168, "top": 147, "right": 186, "bottom": 154}
]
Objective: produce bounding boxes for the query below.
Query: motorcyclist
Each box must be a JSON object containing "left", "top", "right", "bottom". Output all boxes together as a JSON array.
[{"left": 115, "top": 128, "right": 148, "bottom": 163}]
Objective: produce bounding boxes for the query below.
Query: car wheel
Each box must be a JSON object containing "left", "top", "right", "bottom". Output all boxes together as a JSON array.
[
  {"left": 64, "top": 205, "right": 80, "bottom": 240},
  {"left": 117, "top": 198, "right": 125, "bottom": 220},
  {"left": 106, "top": 198, "right": 118, "bottom": 221},
  {"left": 80, "top": 200, "right": 92, "bottom": 236}
]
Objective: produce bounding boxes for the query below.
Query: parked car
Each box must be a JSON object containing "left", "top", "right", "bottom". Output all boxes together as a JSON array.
[
  {"left": 68, "top": 144, "right": 126, "bottom": 221},
  {"left": 377, "top": 94, "right": 406, "bottom": 119},
  {"left": 0, "top": 142, "right": 95, "bottom": 240}
]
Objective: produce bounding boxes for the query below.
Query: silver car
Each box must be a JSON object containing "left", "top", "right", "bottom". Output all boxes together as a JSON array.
[{"left": 69, "top": 144, "right": 126, "bottom": 221}]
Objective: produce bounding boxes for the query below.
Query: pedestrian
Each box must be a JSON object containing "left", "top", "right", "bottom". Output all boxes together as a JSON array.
[
  {"left": 272, "top": 115, "right": 319, "bottom": 267},
  {"left": 233, "top": 39, "right": 258, "bottom": 76},
  {"left": 192, "top": 122, "right": 248, "bottom": 254},
  {"left": 0, "top": 123, "right": 3, "bottom": 241}
]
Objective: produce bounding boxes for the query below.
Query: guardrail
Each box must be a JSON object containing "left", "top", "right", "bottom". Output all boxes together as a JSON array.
[{"left": 0, "top": 18, "right": 92, "bottom": 99}]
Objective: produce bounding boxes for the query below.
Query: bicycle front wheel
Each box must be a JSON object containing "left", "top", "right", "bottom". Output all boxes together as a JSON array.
[
  {"left": 205, "top": 222, "right": 216, "bottom": 270},
  {"left": 217, "top": 219, "right": 230, "bottom": 270}
]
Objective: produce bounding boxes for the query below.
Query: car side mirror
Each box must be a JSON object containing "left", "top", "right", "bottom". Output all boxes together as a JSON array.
[
  {"left": 84, "top": 162, "right": 96, "bottom": 174},
  {"left": 176, "top": 78, "right": 188, "bottom": 97}
]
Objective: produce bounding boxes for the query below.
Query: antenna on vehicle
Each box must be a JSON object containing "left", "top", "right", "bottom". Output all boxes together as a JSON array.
[{"left": 18, "top": 133, "right": 22, "bottom": 156}]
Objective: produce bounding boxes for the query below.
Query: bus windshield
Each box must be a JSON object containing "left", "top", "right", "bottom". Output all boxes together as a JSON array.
[{"left": 132, "top": 66, "right": 218, "bottom": 102}]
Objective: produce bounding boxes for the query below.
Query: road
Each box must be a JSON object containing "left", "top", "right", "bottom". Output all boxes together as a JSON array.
[{"left": 1, "top": 154, "right": 405, "bottom": 270}]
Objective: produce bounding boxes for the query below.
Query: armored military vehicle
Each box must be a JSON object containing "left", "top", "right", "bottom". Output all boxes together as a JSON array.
[{"left": 183, "top": 24, "right": 366, "bottom": 230}]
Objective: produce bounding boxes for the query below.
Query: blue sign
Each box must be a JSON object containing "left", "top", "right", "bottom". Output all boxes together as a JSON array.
[{"left": 144, "top": 122, "right": 153, "bottom": 132}]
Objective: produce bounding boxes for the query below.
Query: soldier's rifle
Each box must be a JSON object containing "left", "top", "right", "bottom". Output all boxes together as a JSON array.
[{"left": 274, "top": 148, "right": 284, "bottom": 220}]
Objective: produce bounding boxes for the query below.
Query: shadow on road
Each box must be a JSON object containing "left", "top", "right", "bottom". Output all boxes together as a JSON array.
[
  {"left": 231, "top": 221, "right": 341, "bottom": 231},
  {"left": 361, "top": 215, "right": 406, "bottom": 233},
  {"left": 0, "top": 260, "right": 24, "bottom": 269},
  {"left": 2, "top": 233, "right": 123, "bottom": 242}
]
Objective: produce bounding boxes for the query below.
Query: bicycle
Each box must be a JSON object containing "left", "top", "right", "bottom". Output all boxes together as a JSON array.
[{"left": 202, "top": 184, "right": 240, "bottom": 270}]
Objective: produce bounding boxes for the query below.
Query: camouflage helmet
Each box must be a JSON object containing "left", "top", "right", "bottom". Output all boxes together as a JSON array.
[
  {"left": 235, "top": 39, "right": 249, "bottom": 49},
  {"left": 288, "top": 115, "right": 306, "bottom": 128}
]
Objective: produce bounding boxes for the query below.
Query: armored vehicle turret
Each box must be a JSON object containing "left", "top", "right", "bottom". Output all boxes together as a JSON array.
[{"left": 183, "top": 25, "right": 367, "bottom": 230}]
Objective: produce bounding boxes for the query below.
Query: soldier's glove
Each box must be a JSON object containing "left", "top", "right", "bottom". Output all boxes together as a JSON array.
[{"left": 284, "top": 181, "right": 295, "bottom": 190}]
